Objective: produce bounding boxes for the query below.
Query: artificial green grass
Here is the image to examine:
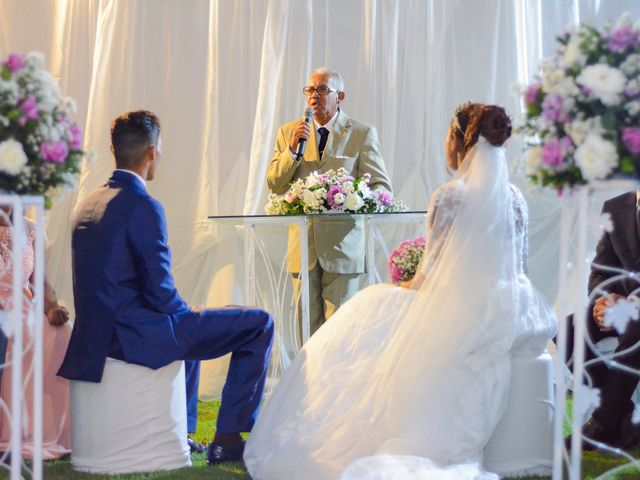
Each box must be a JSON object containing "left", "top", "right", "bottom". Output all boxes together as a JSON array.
[{"left": 1, "top": 400, "right": 639, "bottom": 479}]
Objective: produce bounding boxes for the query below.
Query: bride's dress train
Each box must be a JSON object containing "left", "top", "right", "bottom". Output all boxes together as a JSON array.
[{"left": 244, "top": 139, "right": 556, "bottom": 479}]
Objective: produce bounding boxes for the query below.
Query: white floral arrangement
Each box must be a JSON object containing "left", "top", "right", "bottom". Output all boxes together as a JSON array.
[
  {"left": 265, "top": 168, "right": 406, "bottom": 215},
  {"left": 0, "top": 52, "right": 83, "bottom": 207},
  {"left": 517, "top": 13, "right": 640, "bottom": 188}
]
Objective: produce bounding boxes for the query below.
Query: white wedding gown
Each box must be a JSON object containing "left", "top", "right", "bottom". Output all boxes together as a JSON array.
[{"left": 244, "top": 139, "right": 556, "bottom": 480}]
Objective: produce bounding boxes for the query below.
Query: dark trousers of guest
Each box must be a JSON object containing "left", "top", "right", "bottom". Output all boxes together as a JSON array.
[{"left": 564, "top": 313, "right": 640, "bottom": 427}]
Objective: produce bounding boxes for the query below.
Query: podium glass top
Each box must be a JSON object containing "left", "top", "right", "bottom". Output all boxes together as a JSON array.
[{"left": 207, "top": 210, "right": 427, "bottom": 223}]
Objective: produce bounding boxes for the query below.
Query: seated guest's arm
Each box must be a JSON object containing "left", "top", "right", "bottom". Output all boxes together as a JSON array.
[
  {"left": 129, "top": 198, "right": 190, "bottom": 315},
  {"left": 44, "top": 279, "right": 69, "bottom": 326}
]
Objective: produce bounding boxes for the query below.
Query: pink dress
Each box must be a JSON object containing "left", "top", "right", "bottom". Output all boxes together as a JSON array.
[{"left": 0, "top": 220, "right": 71, "bottom": 459}]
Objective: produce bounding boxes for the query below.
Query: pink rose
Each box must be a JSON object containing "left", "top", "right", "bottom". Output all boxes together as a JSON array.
[
  {"left": 18, "top": 95, "right": 38, "bottom": 126},
  {"left": 5, "top": 54, "right": 25, "bottom": 73},
  {"left": 69, "top": 123, "right": 83, "bottom": 150},
  {"left": 40, "top": 141, "right": 69, "bottom": 164},
  {"left": 622, "top": 127, "right": 640, "bottom": 155}
]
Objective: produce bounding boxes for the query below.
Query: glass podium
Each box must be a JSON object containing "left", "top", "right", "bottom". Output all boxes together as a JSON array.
[{"left": 208, "top": 211, "right": 427, "bottom": 382}]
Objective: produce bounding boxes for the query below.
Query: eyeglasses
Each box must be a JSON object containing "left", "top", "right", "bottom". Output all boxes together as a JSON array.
[{"left": 303, "top": 85, "right": 338, "bottom": 96}]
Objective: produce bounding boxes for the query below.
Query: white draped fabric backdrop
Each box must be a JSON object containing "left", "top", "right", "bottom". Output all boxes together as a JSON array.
[{"left": 1, "top": 0, "right": 639, "bottom": 399}]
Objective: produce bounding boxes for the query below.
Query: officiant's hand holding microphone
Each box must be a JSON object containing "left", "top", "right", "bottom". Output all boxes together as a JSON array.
[{"left": 289, "top": 107, "right": 314, "bottom": 160}]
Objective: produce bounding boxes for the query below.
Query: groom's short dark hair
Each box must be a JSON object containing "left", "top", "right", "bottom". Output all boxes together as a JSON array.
[{"left": 111, "top": 110, "right": 160, "bottom": 169}]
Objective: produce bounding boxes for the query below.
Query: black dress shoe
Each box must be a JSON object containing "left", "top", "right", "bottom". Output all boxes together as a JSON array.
[
  {"left": 206, "top": 441, "right": 245, "bottom": 465},
  {"left": 188, "top": 437, "right": 206, "bottom": 454}
]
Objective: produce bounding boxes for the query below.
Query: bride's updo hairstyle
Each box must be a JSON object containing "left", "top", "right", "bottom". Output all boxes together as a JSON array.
[{"left": 450, "top": 102, "right": 512, "bottom": 169}]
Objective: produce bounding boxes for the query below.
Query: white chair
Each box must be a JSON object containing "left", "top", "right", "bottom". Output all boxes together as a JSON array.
[
  {"left": 484, "top": 351, "right": 554, "bottom": 477},
  {"left": 70, "top": 358, "right": 191, "bottom": 474}
]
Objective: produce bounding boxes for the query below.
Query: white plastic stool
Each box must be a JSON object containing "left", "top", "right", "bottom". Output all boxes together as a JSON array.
[
  {"left": 484, "top": 352, "right": 554, "bottom": 477},
  {"left": 70, "top": 358, "right": 191, "bottom": 474}
]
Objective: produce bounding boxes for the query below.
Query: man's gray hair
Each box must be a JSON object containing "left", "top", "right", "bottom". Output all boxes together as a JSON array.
[{"left": 312, "top": 67, "right": 345, "bottom": 92}]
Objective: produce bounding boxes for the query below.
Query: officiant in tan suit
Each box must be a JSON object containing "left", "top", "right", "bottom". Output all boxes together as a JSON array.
[{"left": 267, "top": 67, "right": 392, "bottom": 336}]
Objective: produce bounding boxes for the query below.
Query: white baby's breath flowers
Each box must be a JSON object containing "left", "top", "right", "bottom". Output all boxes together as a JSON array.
[
  {"left": 577, "top": 64, "right": 626, "bottom": 106},
  {"left": 626, "top": 101, "right": 640, "bottom": 117},
  {"left": 0, "top": 138, "right": 28, "bottom": 175},
  {"left": 24, "top": 51, "right": 45, "bottom": 69},
  {"left": 575, "top": 133, "right": 618, "bottom": 181},
  {"left": 620, "top": 54, "right": 640, "bottom": 76},
  {"left": 60, "top": 171, "right": 79, "bottom": 191}
]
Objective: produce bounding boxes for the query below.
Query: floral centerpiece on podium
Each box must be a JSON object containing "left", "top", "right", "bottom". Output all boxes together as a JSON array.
[
  {"left": 265, "top": 167, "right": 406, "bottom": 215},
  {"left": 518, "top": 13, "right": 640, "bottom": 188},
  {"left": 0, "top": 52, "right": 83, "bottom": 207}
]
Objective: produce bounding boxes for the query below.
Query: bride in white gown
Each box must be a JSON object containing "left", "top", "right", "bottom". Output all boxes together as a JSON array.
[{"left": 244, "top": 103, "right": 556, "bottom": 479}]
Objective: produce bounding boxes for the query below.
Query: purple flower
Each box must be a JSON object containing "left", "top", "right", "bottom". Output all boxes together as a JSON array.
[
  {"left": 68, "top": 122, "right": 83, "bottom": 150},
  {"left": 5, "top": 53, "right": 24, "bottom": 73},
  {"left": 608, "top": 27, "right": 639, "bottom": 53},
  {"left": 18, "top": 95, "right": 38, "bottom": 126},
  {"left": 622, "top": 127, "right": 640, "bottom": 155},
  {"left": 376, "top": 190, "right": 392, "bottom": 206},
  {"left": 542, "top": 136, "right": 573, "bottom": 167},
  {"left": 525, "top": 82, "right": 542, "bottom": 105},
  {"left": 541, "top": 94, "right": 564, "bottom": 122},
  {"left": 327, "top": 185, "right": 343, "bottom": 208},
  {"left": 40, "top": 141, "right": 69, "bottom": 164}
]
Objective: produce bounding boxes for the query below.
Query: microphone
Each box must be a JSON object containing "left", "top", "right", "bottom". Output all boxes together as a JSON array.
[{"left": 295, "top": 107, "right": 314, "bottom": 161}]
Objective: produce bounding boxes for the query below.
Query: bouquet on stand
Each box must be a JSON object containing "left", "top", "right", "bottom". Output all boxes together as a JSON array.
[
  {"left": 265, "top": 168, "right": 406, "bottom": 215},
  {"left": 518, "top": 13, "right": 640, "bottom": 188},
  {"left": 387, "top": 236, "right": 426, "bottom": 285},
  {"left": 0, "top": 52, "right": 84, "bottom": 207}
]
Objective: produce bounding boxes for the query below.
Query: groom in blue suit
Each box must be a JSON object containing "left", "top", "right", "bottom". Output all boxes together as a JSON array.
[{"left": 58, "top": 110, "right": 274, "bottom": 464}]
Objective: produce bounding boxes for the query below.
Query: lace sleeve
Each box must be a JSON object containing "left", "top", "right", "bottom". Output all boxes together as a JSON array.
[
  {"left": 411, "top": 181, "right": 464, "bottom": 289},
  {"left": 510, "top": 184, "right": 528, "bottom": 275}
]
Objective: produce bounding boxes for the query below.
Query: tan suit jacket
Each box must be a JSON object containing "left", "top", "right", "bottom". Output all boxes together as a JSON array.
[{"left": 267, "top": 110, "right": 392, "bottom": 273}]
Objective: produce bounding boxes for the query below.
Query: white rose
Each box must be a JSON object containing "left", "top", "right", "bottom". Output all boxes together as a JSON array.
[
  {"left": 333, "top": 192, "right": 345, "bottom": 205},
  {"left": 344, "top": 193, "right": 364, "bottom": 211},
  {"left": 526, "top": 146, "right": 543, "bottom": 172},
  {"left": 565, "top": 116, "right": 604, "bottom": 146},
  {"left": 563, "top": 35, "right": 585, "bottom": 66},
  {"left": 575, "top": 134, "right": 618, "bottom": 181},
  {"left": 0, "top": 139, "right": 28, "bottom": 175},
  {"left": 577, "top": 64, "right": 626, "bottom": 106},
  {"left": 314, "top": 188, "right": 326, "bottom": 200},
  {"left": 303, "top": 189, "right": 317, "bottom": 206},
  {"left": 306, "top": 172, "right": 320, "bottom": 187}
]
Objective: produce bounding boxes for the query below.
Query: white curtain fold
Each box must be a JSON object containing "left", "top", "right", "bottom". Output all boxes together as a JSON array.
[{"left": 1, "top": 0, "right": 639, "bottom": 399}]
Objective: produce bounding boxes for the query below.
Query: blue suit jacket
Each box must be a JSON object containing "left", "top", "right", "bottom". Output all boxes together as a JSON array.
[{"left": 58, "top": 170, "right": 194, "bottom": 382}]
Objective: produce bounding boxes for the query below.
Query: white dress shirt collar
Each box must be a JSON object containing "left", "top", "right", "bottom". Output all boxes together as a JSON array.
[
  {"left": 115, "top": 169, "right": 147, "bottom": 189},
  {"left": 314, "top": 109, "right": 339, "bottom": 132}
]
